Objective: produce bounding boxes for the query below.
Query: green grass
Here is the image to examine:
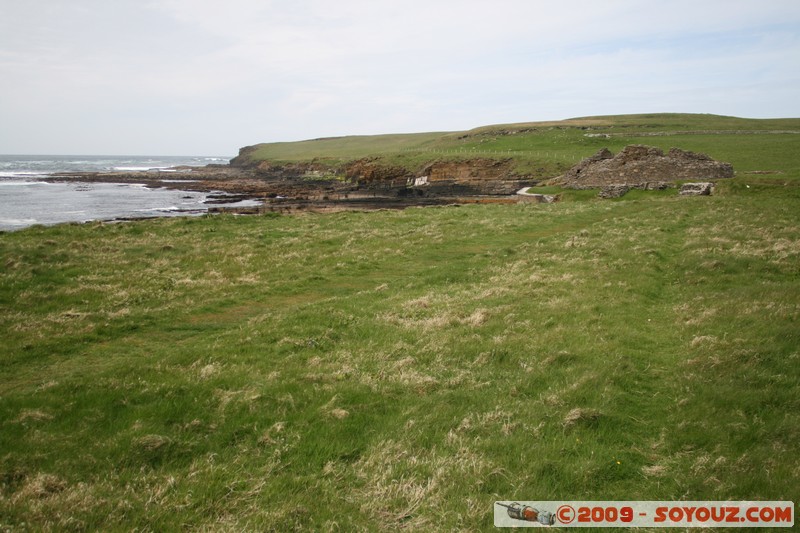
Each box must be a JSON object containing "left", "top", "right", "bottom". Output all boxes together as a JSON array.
[
  {"left": 2, "top": 114, "right": 800, "bottom": 530},
  {"left": 243, "top": 132, "right": 447, "bottom": 164},
  {"left": 2, "top": 180, "right": 800, "bottom": 530},
  {"left": 239, "top": 114, "right": 800, "bottom": 180}
]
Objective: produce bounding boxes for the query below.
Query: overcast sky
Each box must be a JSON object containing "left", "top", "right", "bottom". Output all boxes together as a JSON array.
[{"left": 1, "top": 0, "right": 799, "bottom": 156}]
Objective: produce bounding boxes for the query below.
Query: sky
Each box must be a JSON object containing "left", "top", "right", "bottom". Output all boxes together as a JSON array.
[{"left": 1, "top": 0, "right": 799, "bottom": 156}]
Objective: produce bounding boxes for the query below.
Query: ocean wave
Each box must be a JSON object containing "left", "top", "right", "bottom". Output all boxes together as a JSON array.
[
  {"left": 1, "top": 155, "right": 232, "bottom": 176},
  {"left": 112, "top": 166, "right": 173, "bottom": 172},
  {"left": 0, "top": 180, "right": 52, "bottom": 186},
  {"left": 0, "top": 218, "right": 38, "bottom": 227},
  {"left": 0, "top": 171, "right": 53, "bottom": 178},
  {"left": 134, "top": 206, "right": 181, "bottom": 213},
  {"left": 0, "top": 175, "right": 229, "bottom": 230}
]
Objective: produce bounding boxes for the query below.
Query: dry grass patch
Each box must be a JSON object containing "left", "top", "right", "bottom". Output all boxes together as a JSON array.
[
  {"left": 15, "top": 409, "right": 54, "bottom": 423},
  {"left": 10, "top": 473, "right": 67, "bottom": 502},
  {"left": 351, "top": 439, "right": 494, "bottom": 529},
  {"left": 134, "top": 434, "right": 172, "bottom": 453},
  {"left": 562, "top": 407, "right": 603, "bottom": 429},
  {"left": 641, "top": 465, "right": 667, "bottom": 477}
]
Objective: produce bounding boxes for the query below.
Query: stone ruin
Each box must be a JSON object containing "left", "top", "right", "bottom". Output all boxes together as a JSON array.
[
  {"left": 679, "top": 182, "right": 714, "bottom": 196},
  {"left": 556, "top": 145, "right": 734, "bottom": 189}
]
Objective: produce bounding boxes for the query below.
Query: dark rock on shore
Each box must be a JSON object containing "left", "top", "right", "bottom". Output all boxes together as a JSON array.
[{"left": 42, "top": 156, "right": 533, "bottom": 215}]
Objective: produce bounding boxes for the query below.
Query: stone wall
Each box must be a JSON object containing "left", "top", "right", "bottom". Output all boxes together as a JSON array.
[{"left": 556, "top": 145, "right": 734, "bottom": 189}]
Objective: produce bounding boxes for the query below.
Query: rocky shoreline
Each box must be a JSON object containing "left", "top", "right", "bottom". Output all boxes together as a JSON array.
[
  {"left": 38, "top": 142, "right": 734, "bottom": 216},
  {"left": 42, "top": 160, "right": 531, "bottom": 214}
]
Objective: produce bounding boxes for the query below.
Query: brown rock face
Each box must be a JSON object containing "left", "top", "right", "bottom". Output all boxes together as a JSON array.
[
  {"left": 344, "top": 158, "right": 413, "bottom": 184},
  {"left": 255, "top": 161, "right": 328, "bottom": 177},
  {"left": 420, "top": 158, "right": 513, "bottom": 182},
  {"left": 557, "top": 145, "right": 733, "bottom": 188},
  {"left": 413, "top": 158, "right": 534, "bottom": 195},
  {"left": 344, "top": 157, "right": 536, "bottom": 195}
]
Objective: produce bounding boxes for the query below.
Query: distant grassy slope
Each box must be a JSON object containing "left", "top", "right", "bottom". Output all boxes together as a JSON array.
[
  {"left": 467, "top": 112, "right": 800, "bottom": 132},
  {"left": 240, "top": 131, "right": 448, "bottom": 163},
  {"left": 236, "top": 113, "right": 800, "bottom": 181}
]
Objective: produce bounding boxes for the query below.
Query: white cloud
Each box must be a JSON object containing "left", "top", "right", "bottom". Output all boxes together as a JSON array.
[{"left": 1, "top": 0, "right": 799, "bottom": 153}]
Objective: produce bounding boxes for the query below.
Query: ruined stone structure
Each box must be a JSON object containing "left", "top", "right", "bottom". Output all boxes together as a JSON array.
[
  {"left": 556, "top": 145, "right": 734, "bottom": 189},
  {"left": 597, "top": 184, "right": 631, "bottom": 199},
  {"left": 680, "top": 182, "right": 714, "bottom": 196},
  {"left": 516, "top": 192, "right": 560, "bottom": 204}
]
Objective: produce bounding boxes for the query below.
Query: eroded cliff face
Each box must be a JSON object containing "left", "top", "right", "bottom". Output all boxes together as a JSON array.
[
  {"left": 230, "top": 149, "right": 537, "bottom": 196},
  {"left": 556, "top": 145, "right": 734, "bottom": 188},
  {"left": 342, "top": 157, "right": 535, "bottom": 195},
  {"left": 414, "top": 158, "right": 533, "bottom": 195},
  {"left": 229, "top": 145, "right": 261, "bottom": 168},
  {"left": 254, "top": 160, "right": 331, "bottom": 177},
  {"left": 420, "top": 158, "right": 513, "bottom": 182},
  {"left": 344, "top": 158, "right": 413, "bottom": 184}
]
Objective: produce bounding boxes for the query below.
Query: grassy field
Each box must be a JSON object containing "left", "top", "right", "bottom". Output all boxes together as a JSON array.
[
  {"left": 2, "top": 115, "right": 800, "bottom": 530},
  {"left": 240, "top": 114, "right": 800, "bottom": 179}
]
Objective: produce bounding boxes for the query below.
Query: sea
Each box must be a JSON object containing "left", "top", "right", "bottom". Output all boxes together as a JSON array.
[{"left": 0, "top": 155, "right": 260, "bottom": 231}]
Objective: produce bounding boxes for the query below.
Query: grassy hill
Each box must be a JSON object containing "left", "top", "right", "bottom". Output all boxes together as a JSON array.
[
  {"left": 2, "top": 114, "right": 800, "bottom": 530},
  {"left": 236, "top": 113, "right": 800, "bottom": 179}
]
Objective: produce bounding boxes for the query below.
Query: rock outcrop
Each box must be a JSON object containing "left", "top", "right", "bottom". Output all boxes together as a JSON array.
[
  {"left": 598, "top": 184, "right": 631, "bottom": 199},
  {"left": 340, "top": 157, "right": 536, "bottom": 196},
  {"left": 229, "top": 145, "right": 261, "bottom": 168},
  {"left": 680, "top": 182, "right": 714, "bottom": 196},
  {"left": 517, "top": 193, "right": 560, "bottom": 204},
  {"left": 344, "top": 158, "right": 413, "bottom": 184},
  {"left": 557, "top": 145, "right": 733, "bottom": 189},
  {"left": 409, "top": 158, "right": 535, "bottom": 195}
]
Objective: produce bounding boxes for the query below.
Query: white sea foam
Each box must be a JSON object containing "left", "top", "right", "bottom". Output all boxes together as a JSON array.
[
  {"left": 135, "top": 206, "right": 181, "bottom": 213},
  {"left": 0, "top": 180, "right": 52, "bottom": 186},
  {"left": 1, "top": 155, "right": 233, "bottom": 178},
  {"left": 0, "top": 218, "right": 38, "bottom": 227},
  {"left": 0, "top": 171, "right": 52, "bottom": 178},
  {"left": 113, "top": 166, "right": 172, "bottom": 171},
  {"left": 0, "top": 168, "right": 242, "bottom": 231}
]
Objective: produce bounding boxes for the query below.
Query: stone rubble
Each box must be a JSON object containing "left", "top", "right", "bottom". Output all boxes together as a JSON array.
[
  {"left": 679, "top": 182, "right": 714, "bottom": 196},
  {"left": 557, "top": 145, "right": 734, "bottom": 189}
]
